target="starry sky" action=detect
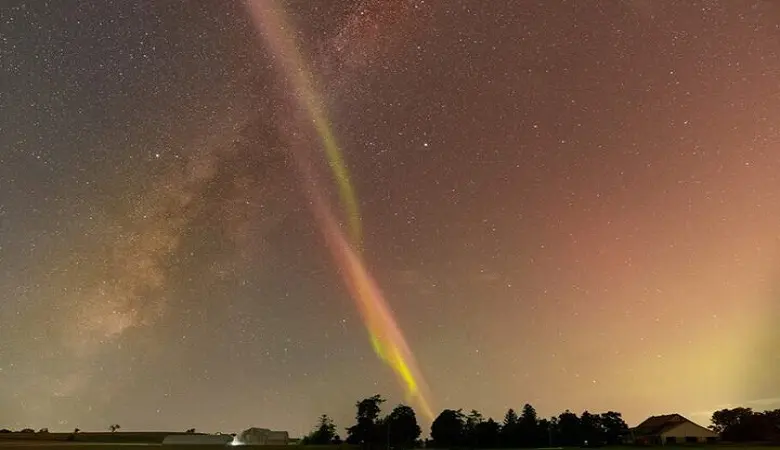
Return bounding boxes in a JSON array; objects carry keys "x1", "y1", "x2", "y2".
[{"x1": 1, "y1": 0, "x2": 779, "y2": 437}]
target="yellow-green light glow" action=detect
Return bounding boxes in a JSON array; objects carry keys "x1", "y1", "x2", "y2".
[
  {"x1": 245, "y1": 0, "x2": 434, "y2": 420},
  {"x1": 247, "y1": 1, "x2": 362, "y2": 249}
]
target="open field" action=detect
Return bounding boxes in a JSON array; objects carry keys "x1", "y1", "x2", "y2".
[
  {"x1": 0, "y1": 447, "x2": 779, "y2": 449},
  {"x1": 8, "y1": 447, "x2": 778, "y2": 449},
  {"x1": 1, "y1": 446, "x2": 780, "y2": 450},
  {"x1": 0, "y1": 444, "x2": 260, "y2": 449},
  {"x1": 0, "y1": 439, "x2": 348, "y2": 450},
  {"x1": 0, "y1": 433, "x2": 176, "y2": 444},
  {"x1": 0, "y1": 435, "x2": 778, "y2": 450},
  {"x1": 606, "y1": 447, "x2": 780, "y2": 450}
]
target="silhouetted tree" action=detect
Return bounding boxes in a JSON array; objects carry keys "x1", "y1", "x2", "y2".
[
  {"x1": 766, "y1": 409, "x2": 780, "y2": 442},
  {"x1": 599, "y1": 412, "x2": 628, "y2": 445},
  {"x1": 501, "y1": 409, "x2": 519, "y2": 447},
  {"x1": 538, "y1": 418, "x2": 553, "y2": 447},
  {"x1": 517, "y1": 404, "x2": 541, "y2": 447},
  {"x1": 463, "y1": 410, "x2": 484, "y2": 448},
  {"x1": 305, "y1": 393, "x2": 646, "y2": 449},
  {"x1": 473, "y1": 418, "x2": 502, "y2": 448},
  {"x1": 556, "y1": 410, "x2": 581, "y2": 446},
  {"x1": 711, "y1": 407, "x2": 780, "y2": 442},
  {"x1": 580, "y1": 411, "x2": 604, "y2": 445},
  {"x1": 186, "y1": 428, "x2": 196, "y2": 434},
  {"x1": 712, "y1": 407, "x2": 755, "y2": 441},
  {"x1": 383, "y1": 404, "x2": 421, "y2": 449},
  {"x1": 547, "y1": 417, "x2": 560, "y2": 447},
  {"x1": 303, "y1": 414, "x2": 339, "y2": 445},
  {"x1": 418, "y1": 406, "x2": 626, "y2": 449},
  {"x1": 430, "y1": 409, "x2": 465, "y2": 448},
  {"x1": 109, "y1": 424, "x2": 121, "y2": 433},
  {"x1": 346, "y1": 395, "x2": 385, "y2": 447}
]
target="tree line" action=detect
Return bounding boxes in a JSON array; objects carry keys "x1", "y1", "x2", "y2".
[
  {"x1": 710, "y1": 407, "x2": 780, "y2": 442},
  {"x1": 302, "y1": 396, "x2": 780, "y2": 448},
  {"x1": 301, "y1": 394, "x2": 629, "y2": 448},
  {"x1": 3, "y1": 400, "x2": 778, "y2": 446}
]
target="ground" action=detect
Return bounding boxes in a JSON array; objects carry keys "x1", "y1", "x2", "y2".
[{"x1": 0, "y1": 432, "x2": 778, "y2": 450}]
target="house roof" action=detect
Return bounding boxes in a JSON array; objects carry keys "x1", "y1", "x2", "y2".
[{"x1": 632, "y1": 414, "x2": 694, "y2": 437}]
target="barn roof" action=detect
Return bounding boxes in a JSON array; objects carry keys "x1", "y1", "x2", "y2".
[{"x1": 633, "y1": 414, "x2": 692, "y2": 436}]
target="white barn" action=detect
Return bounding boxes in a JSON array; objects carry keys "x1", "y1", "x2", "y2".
[
  {"x1": 235, "y1": 428, "x2": 289, "y2": 446},
  {"x1": 162, "y1": 434, "x2": 234, "y2": 446},
  {"x1": 630, "y1": 414, "x2": 719, "y2": 444}
]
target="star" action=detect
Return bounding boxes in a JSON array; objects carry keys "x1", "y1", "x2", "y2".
[{"x1": 1, "y1": 0, "x2": 779, "y2": 436}]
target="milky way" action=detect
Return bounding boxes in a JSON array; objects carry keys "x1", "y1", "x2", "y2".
[{"x1": 1, "y1": 0, "x2": 779, "y2": 436}]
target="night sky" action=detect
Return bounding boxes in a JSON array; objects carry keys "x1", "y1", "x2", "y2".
[{"x1": 1, "y1": 0, "x2": 779, "y2": 437}]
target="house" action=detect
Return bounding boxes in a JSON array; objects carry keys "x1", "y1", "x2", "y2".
[{"x1": 629, "y1": 414, "x2": 718, "y2": 445}]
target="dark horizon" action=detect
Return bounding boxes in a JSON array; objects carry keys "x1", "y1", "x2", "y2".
[{"x1": 1, "y1": 402, "x2": 777, "y2": 442}]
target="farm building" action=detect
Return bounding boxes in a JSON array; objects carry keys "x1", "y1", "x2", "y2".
[
  {"x1": 162, "y1": 434, "x2": 234, "y2": 445},
  {"x1": 629, "y1": 414, "x2": 718, "y2": 445},
  {"x1": 234, "y1": 428, "x2": 289, "y2": 445}
]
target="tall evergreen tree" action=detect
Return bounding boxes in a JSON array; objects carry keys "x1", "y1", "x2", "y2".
[
  {"x1": 501, "y1": 409, "x2": 520, "y2": 447},
  {"x1": 302, "y1": 414, "x2": 340, "y2": 445},
  {"x1": 518, "y1": 404, "x2": 540, "y2": 447}
]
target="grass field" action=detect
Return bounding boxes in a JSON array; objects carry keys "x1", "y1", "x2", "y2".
[
  {"x1": 606, "y1": 447, "x2": 780, "y2": 450},
  {"x1": 0, "y1": 432, "x2": 778, "y2": 450},
  {"x1": 0, "y1": 447, "x2": 779, "y2": 450},
  {"x1": 0, "y1": 432, "x2": 176, "y2": 444}
]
